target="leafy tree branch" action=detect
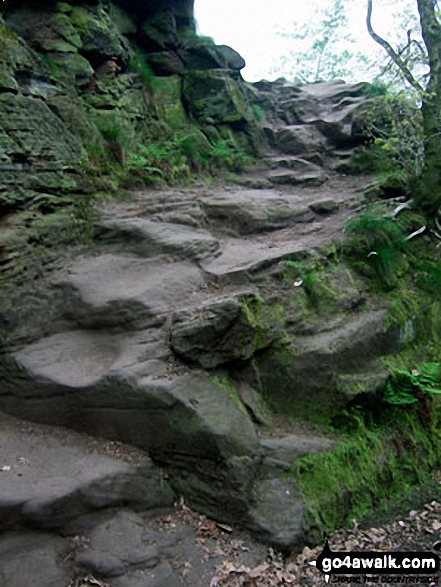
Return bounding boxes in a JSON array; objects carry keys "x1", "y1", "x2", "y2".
[{"x1": 366, "y1": 0, "x2": 424, "y2": 92}]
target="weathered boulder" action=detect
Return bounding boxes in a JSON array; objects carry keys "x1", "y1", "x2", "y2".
[
  {"x1": 146, "y1": 50, "x2": 185, "y2": 75},
  {"x1": 50, "y1": 254, "x2": 206, "y2": 329},
  {"x1": 246, "y1": 477, "x2": 305, "y2": 548},
  {"x1": 0, "y1": 533, "x2": 72, "y2": 587},
  {"x1": 183, "y1": 69, "x2": 253, "y2": 125},
  {"x1": 261, "y1": 434, "x2": 335, "y2": 471},
  {"x1": 97, "y1": 217, "x2": 220, "y2": 260},
  {"x1": 271, "y1": 125, "x2": 328, "y2": 156},
  {"x1": 268, "y1": 157, "x2": 327, "y2": 186},
  {"x1": 170, "y1": 297, "x2": 280, "y2": 368},
  {"x1": 183, "y1": 39, "x2": 245, "y2": 71},
  {"x1": 253, "y1": 79, "x2": 373, "y2": 174},
  {"x1": 255, "y1": 310, "x2": 399, "y2": 417},
  {"x1": 1, "y1": 336, "x2": 260, "y2": 461},
  {"x1": 141, "y1": 10, "x2": 179, "y2": 52},
  {"x1": 74, "y1": 512, "x2": 160, "y2": 578},
  {"x1": 202, "y1": 188, "x2": 315, "y2": 235}
]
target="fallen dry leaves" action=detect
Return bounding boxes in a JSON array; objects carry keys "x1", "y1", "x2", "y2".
[{"x1": 209, "y1": 501, "x2": 441, "y2": 586}]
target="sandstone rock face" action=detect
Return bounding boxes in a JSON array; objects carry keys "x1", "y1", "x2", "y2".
[
  {"x1": 0, "y1": 1, "x2": 265, "y2": 237},
  {"x1": 0, "y1": 92, "x2": 89, "y2": 214},
  {"x1": 0, "y1": 176, "x2": 413, "y2": 550},
  {"x1": 0, "y1": 0, "x2": 423, "y2": 564},
  {"x1": 183, "y1": 69, "x2": 254, "y2": 125},
  {"x1": 97, "y1": 216, "x2": 220, "y2": 259},
  {"x1": 248, "y1": 79, "x2": 373, "y2": 184},
  {"x1": 202, "y1": 188, "x2": 315, "y2": 235}
]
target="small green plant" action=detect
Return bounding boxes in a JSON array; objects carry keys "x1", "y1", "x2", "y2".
[
  {"x1": 128, "y1": 46, "x2": 156, "y2": 92},
  {"x1": 282, "y1": 259, "x2": 337, "y2": 309},
  {"x1": 100, "y1": 122, "x2": 128, "y2": 166},
  {"x1": 352, "y1": 93, "x2": 423, "y2": 194},
  {"x1": 251, "y1": 104, "x2": 266, "y2": 122},
  {"x1": 383, "y1": 362, "x2": 441, "y2": 406},
  {"x1": 302, "y1": 269, "x2": 336, "y2": 309},
  {"x1": 363, "y1": 79, "x2": 389, "y2": 97},
  {"x1": 126, "y1": 152, "x2": 164, "y2": 178},
  {"x1": 208, "y1": 139, "x2": 250, "y2": 172},
  {"x1": 127, "y1": 136, "x2": 197, "y2": 184},
  {"x1": 345, "y1": 211, "x2": 407, "y2": 288},
  {"x1": 416, "y1": 260, "x2": 441, "y2": 296},
  {"x1": 127, "y1": 133, "x2": 251, "y2": 185}
]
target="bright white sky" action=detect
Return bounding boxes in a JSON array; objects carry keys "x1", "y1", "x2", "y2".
[{"x1": 194, "y1": 0, "x2": 420, "y2": 83}]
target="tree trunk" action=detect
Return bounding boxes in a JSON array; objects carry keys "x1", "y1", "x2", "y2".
[{"x1": 417, "y1": 0, "x2": 441, "y2": 214}]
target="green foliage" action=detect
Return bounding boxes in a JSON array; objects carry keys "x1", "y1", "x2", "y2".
[
  {"x1": 344, "y1": 211, "x2": 407, "y2": 288},
  {"x1": 101, "y1": 124, "x2": 124, "y2": 144},
  {"x1": 99, "y1": 122, "x2": 129, "y2": 166},
  {"x1": 271, "y1": 0, "x2": 368, "y2": 83},
  {"x1": 128, "y1": 46, "x2": 156, "y2": 92},
  {"x1": 283, "y1": 250, "x2": 340, "y2": 314},
  {"x1": 126, "y1": 132, "x2": 251, "y2": 185},
  {"x1": 208, "y1": 139, "x2": 250, "y2": 172},
  {"x1": 384, "y1": 363, "x2": 441, "y2": 406},
  {"x1": 353, "y1": 93, "x2": 424, "y2": 193},
  {"x1": 363, "y1": 80, "x2": 390, "y2": 97},
  {"x1": 294, "y1": 425, "x2": 384, "y2": 533},
  {"x1": 251, "y1": 104, "x2": 265, "y2": 122},
  {"x1": 127, "y1": 138, "x2": 191, "y2": 184},
  {"x1": 416, "y1": 260, "x2": 441, "y2": 296},
  {"x1": 302, "y1": 269, "x2": 336, "y2": 309},
  {"x1": 294, "y1": 406, "x2": 440, "y2": 539},
  {"x1": 381, "y1": 289, "x2": 419, "y2": 332}
]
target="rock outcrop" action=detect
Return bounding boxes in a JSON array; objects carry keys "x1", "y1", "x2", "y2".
[
  {"x1": 1, "y1": 3, "x2": 438, "y2": 581},
  {"x1": 241, "y1": 79, "x2": 374, "y2": 187},
  {"x1": 0, "y1": 175, "x2": 415, "y2": 551}
]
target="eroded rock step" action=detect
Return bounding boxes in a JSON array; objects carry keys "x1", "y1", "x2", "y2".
[
  {"x1": 0, "y1": 173, "x2": 392, "y2": 553},
  {"x1": 0, "y1": 411, "x2": 173, "y2": 533},
  {"x1": 0, "y1": 412, "x2": 273, "y2": 586},
  {"x1": 96, "y1": 217, "x2": 220, "y2": 260},
  {"x1": 260, "y1": 80, "x2": 369, "y2": 147},
  {"x1": 0, "y1": 503, "x2": 269, "y2": 587},
  {"x1": 51, "y1": 254, "x2": 207, "y2": 329},
  {"x1": 100, "y1": 188, "x2": 206, "y2": 228}
]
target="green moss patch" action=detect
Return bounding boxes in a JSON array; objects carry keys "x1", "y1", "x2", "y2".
[{"x1": 294, "y1": 408, "x2": 440, "y2": 542}]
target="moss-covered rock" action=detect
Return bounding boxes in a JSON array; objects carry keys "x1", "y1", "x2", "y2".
[
  {"x1": 153, "y1": 75, "x2": 189, "y2": 127},
  {"x1": 183, "y1": 69, "x2": 252, "y2": 125},
  {"x1": 0, "y1": 16, "x2": 52, "y2": 88},
  {"x1": 47, "y1": 95, "x2": 107, "y2": 164},
  {"x1": 183, "y1": 39, "x2": 246, "y2": 72},
  {"x1": 294, "y1": 411, "x2": 441, "y2": 542},
  {"x1": 70, "y1": 4, "x2": 130, "y2": 65},
  {"x1": 6, "y1": 8, "x2": 82, "y2": 54},
  {"x1": 145, "y1": 50, "x2": 185, "y2": 76},
  {"x1": 0, "y1": 92, "x2": 91, "y2": 213},
  {"x1": 141, "y1": 11, "x2": 179, "y2": 52},
  {"x1": 51, "y1": 51, "x2": 94, "y2": 85}
]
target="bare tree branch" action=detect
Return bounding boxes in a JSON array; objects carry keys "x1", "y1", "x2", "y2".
[{"x1": 366, "y1": 0, "x2": 424, "y2": 92}]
